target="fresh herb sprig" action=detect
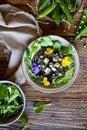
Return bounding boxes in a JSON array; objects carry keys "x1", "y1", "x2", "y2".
[
  {"x1": 33, "y1": 102, "x2": 52, "y2": 113},
  {"x1": 20, "y1": 114, "x2": 29, "y2": 130}
]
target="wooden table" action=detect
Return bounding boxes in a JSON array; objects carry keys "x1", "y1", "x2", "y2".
[{"x1": 0, "y1": 0, "x2": 87, "y2": 130}]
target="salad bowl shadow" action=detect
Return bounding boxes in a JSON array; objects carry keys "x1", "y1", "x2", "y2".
[
  {"x1": 0, "y1": 80, "x2": 26, "y2": 126},
  {"x1": 22, "y1": 35, "x2": 80, "y2": 93}
]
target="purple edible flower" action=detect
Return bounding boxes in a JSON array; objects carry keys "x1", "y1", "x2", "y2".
[{"x1": 31, "y1": 62, "x2": 41, "y2": 74}]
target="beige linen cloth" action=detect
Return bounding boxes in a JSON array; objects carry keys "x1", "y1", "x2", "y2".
[{"x1": 0, "y1": 4, "x2": 42, "y2": 84}]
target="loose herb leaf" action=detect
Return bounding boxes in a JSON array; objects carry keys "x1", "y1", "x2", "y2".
[
  {"x1": 33, "y1": 102, "x2": 52, "y2": 113},
  {"x1": 20, "y1": 114, "x2": 29, "y2": 130}
]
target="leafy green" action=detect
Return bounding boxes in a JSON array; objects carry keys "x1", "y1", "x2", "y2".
[
  {"x1": 29, "y1": 41, "x2": 41, "y2": 59},
  {"x1": 40, "y1": 36, "x2": 53, "y2": 47},
  {"x1": 24, "y1": 57, "x2": 31, "y2": 67},
  {"x1": 0, "y1": 85, "x2": 8, "y2": 99},
  {"x1": 53, "y1": 40, "x2": 61, "y2": 51},
  {"x1": 20, "y1": 114, "x2": 29, "y2": 130},
  {"x1": 0, "y1": 83, "x2": 23, "y2": 122},
  {"x1": 60, "y1": 45, "x2": 73, "y2": 55},
  {"x1": 33, "y1": 102, "x2": 52, "y2": 113},
  {"x1": 53, "y1": 67, "x2": 74, "y2": 85}
]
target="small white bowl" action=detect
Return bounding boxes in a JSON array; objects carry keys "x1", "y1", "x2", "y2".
[
  {"x1": 0, "y1": 80, "x2": 26, "y2": 126},
  {"x1": 22, "y1": 35, "x2": 80, "y2": 93}
]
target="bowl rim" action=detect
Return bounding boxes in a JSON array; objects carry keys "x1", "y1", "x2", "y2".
[
  {"x1": 0, "y1": 80, "x2": 26, "y2": 126},
  {"x1": 22, "y1": 35, "x2": 80, "y2": 93}
]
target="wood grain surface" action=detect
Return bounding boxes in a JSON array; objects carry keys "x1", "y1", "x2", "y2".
[{"x1": 0, "y1": 0, "x2": 87, "y2": 130}]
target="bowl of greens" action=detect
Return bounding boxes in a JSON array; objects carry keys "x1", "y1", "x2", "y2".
[
  {"x1": 0, "y1": 81, "x2": 25, "y2": 126},
  {"x1": 37, "y1": 0, "x2": 82, "y2": 26},
  {"x1": 22, "y1": 35, "x2": 79, "y2": 93}
]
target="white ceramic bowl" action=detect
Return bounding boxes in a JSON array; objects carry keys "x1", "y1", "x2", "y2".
[
  {"x1": 22, "y1": 35, "x2": 80, "y2": 93},
  {"x1": 0, "y1": 80, "x2": 26, "y2": 126}
]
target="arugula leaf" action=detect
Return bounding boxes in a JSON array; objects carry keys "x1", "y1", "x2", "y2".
[
  {"x1": 0, "y1": 85, "x2": 8, "y2": 99},
  {"x1": 24, "y1": 57, "x2": 31, "y2": 67},
  {"x1": 29, "y1": 41, "x2": 41, "y2": 59},
  {"x1": 26, "y1": 48, "x2": 30, "y2": 58},
  {"x1": 53, "y1": 67, "x2": 74, "y2": 85},
  {"x1": 33, "y1": 102, "x2": 52, "y2": 113},
  {"x1": 8, "y1": 85, "x2": 21, "y2": 103},
  {"x1": 20, "y1": 114, "x2": 29, "y2": 130},
  {"x1": 60, "y1": 45, "x2": 73, "y2": 55}
]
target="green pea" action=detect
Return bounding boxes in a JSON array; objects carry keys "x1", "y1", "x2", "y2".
[
  {"x1": 79, "y1": 26, "x2": 82, "y2": 29},
  {"x1": 83, "y1": 15, "x2": 86, "y2": 19},
  {"x1": 75, "y1": 26, "x2": 87, "y2": 39},
  {"x1": 38, "y1": 0, "x2": 57, "y2": 19},
  {"x1": 75, "y1": 8, "x2": 87, "y2": 39},
  {"x1": 81, "y1": 21, "x2": 84, "y2": 24}
]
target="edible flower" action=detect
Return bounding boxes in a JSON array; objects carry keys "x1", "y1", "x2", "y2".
[
  {"x1": 44, "y1": 47, "x2": 54, "y2": 55},
  {"x1": 43, "y1": 77, "x2": 50, "y2": 87},
  {"x1": 61, "y1": 56, "x2": 71, "y2": 67},
  {"x1": 32, "y1": 63, "x2": 41, "y2": 74}
]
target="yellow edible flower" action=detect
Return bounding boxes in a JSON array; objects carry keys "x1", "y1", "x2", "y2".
[
  {"x1": 44, "y1": 81, "x2": 50, "y2": 87},
  {"x1": 43, "y1": 77, "x2": 48, "y2": 83},
  {"x1": 43, "y1": 77, "x2": 50, "y2": 87},
  {"x1": 61, "y1": 56, "x2": 71, "y2": 67},
  {"x1": 44, "y1": 47, "x2": 54, "y2": 55}
]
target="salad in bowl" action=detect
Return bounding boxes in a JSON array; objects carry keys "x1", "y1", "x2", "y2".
[
  {"x1": 22, "y1": 35, "x2": 79, "y2": 93},
  {"x1": 0, "y1": 81, "x2": 25, "y2": 126}
]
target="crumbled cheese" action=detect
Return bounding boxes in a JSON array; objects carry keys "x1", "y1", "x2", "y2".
[
  {"x1": 45, "y1": 67, "x2": 51, "y2": 74},
  {"x1": 44, "y1": 58, "x2": 49, "y2": 64},
  {"x1": 53, "y1": 56, "x2": 58, "y2": 62},
  {"x1": 54, "y1": 62, "x2": 60, "y2": 68},
  {"x1": 51, "y1": 67, "x2": 56, "y2": 72}
]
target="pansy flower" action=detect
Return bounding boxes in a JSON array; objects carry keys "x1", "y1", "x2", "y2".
[{"x1": 31, "y1": 63, "x2": 41, "y2": 74}]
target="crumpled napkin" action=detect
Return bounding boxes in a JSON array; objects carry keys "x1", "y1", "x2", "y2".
[{"x1": 0, "y1": 4, "x2": 42, "y2": 84}]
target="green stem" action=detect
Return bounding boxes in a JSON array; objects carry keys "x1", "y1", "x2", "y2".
[
  {"x1": 26, "y1": 3, "x2": 37, "y2": 15},
  {"x1": 36, "y1": 20, "x2": 49, "y2": 24}
]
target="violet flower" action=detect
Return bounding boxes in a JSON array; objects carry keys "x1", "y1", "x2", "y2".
[{"x1": 31, "y1": 63, "x2": 41, "y2": 74}]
